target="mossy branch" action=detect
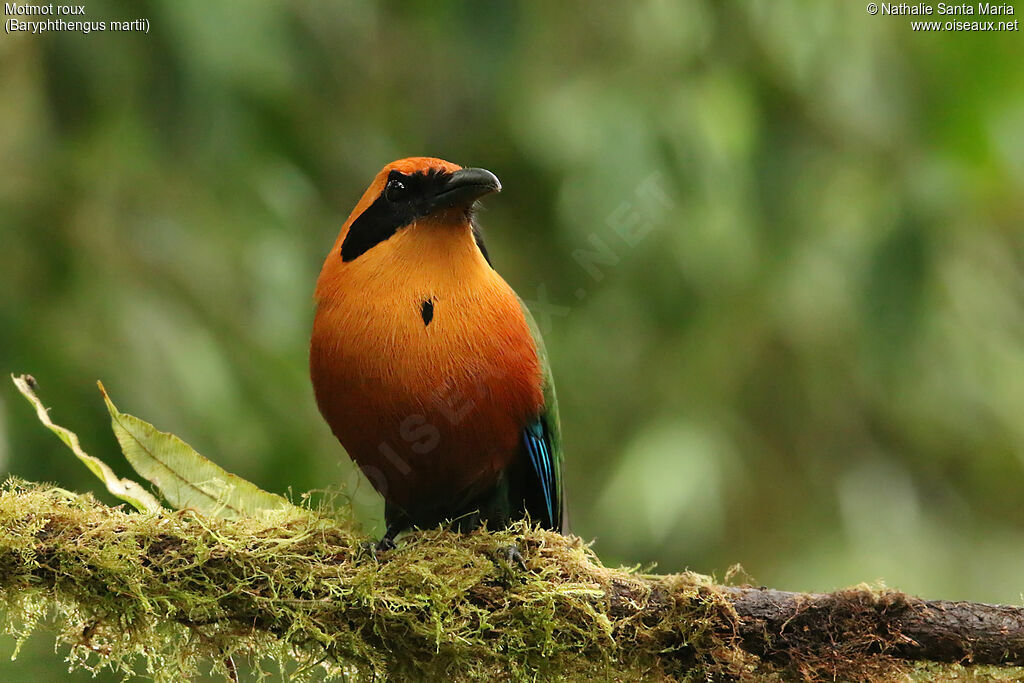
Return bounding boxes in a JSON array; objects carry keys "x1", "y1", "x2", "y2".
[{"x1": 1, "y1": 481, "x2": 1023, "y2": 681}]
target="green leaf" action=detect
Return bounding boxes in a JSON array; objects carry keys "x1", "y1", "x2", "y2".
[
  {"x1": 98, "y1": 381, "x2": 308, "y2": 521},
  {"x1": 11, "y1": 374, "x2": 163, "y2": 513}
]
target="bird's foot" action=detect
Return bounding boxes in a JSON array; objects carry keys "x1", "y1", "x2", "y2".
[
  {"x1": 359, "y1": 536, "x2": 397, "y2": 562},
  {"x1": 496, "y1": 543, "x2": 528, "y2": 571}
]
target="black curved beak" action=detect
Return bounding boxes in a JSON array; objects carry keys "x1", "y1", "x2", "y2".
[{"x1": 428, "y1": 167, "x2": 501, "y2": 211}]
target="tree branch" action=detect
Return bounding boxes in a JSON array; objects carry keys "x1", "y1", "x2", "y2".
[
  {"x1": 0, "y1": 481, "x2": 1021, "y2": 681},
  {"x1": 725, "y1": 586, "x2": 1024, "y2": 667}
]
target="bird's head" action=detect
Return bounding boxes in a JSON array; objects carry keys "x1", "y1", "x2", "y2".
[{"x1": 331, "y1": 157, "x2": 501, "y2": 264}]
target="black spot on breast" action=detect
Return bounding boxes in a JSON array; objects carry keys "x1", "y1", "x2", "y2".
[{"x1": 421, "y1": 299, "x2": 434, "y2": 326}]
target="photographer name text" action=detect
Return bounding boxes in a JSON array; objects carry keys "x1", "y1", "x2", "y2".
[{"x1": 878, "y1": 3, "x2": 1013, "y2": 15}]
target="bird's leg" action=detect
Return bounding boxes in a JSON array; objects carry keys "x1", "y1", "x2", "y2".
[
  {"x1": 375, "y1": 523, "x2": 401, "y2": 552},
  {"x1": 378, "y1": 501, "x2": 414, "y2": 552}
]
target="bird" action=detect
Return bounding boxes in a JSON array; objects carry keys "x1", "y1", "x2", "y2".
[{"x1": 310, "y1": 157, "x2": 563, "y2": 546}]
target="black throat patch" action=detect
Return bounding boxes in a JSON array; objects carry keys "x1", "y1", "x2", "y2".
[{"x1": 420, "y1": 299, "x2": 435, "y2": 326}]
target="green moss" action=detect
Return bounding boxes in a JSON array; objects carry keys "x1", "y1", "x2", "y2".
[
  {"x1": 909, "y1": 663, "x2": 1024, "y2": 681},
  {"x1": 0, "y1": 479, "x2": 747, "y2": 680}
]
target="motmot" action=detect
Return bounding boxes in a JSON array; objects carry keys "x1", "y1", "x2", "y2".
[{"x1": 310, "y1": 157, "x2": 564, "y2": 545}]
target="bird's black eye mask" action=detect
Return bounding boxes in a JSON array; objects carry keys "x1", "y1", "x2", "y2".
[{"x1": 341, "y1": 168, "x2": 495, "y2": 263}]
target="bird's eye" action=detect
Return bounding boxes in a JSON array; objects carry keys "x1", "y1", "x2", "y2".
[{"x1": 384, "y1": 178, "x2": 406, "y2": 202}]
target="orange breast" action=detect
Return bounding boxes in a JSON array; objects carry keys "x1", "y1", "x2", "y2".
[{"x1": 310, "y1": 222, "x2": 543, "y2": 511}]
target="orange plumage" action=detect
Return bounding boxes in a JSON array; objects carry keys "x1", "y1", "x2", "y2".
[{"x1": 310, "y1": 157, "x2": 554, "y2": 536}]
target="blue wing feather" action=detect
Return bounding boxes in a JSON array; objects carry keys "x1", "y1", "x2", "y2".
[
  {"x1": 517, "y1": 295, "x2": 564, "y2": 532},
  {"x1": 523, "y1": 417, "x2": 557, "y2": 528}
]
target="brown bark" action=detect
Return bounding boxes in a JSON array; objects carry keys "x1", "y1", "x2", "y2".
[{"x1": 722, "y1": 586, "x2": 1024, "y2": 666}]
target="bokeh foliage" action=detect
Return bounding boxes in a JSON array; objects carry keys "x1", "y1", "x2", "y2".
[{"x1": 1, "y1": 0, "x2": 1023, "y2": 677}]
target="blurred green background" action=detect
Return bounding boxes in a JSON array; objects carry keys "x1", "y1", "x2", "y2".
[{"x1": 2, "y1": 0, "x2": 1023, "y2": 677}]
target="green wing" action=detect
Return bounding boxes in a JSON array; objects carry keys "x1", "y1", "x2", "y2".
[{"x1": 518, "y1": 296, "x2": 565, "y2": 531}]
